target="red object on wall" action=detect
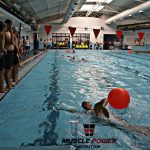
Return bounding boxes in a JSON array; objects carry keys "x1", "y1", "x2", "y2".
[
  {"x1": 50, "y1": 38, "x2": 52, "y2": 41},
  {"x1": 116, "y1": 30, "x2": 123, "y2": 40},
  {"x1": 93, "y1": 29, "x2": 100, "y2": 39},
  {"x1": 69, "y1": 27, "x2": 76, "y2": 37},
  {"x1": 44, "y1": 25, "x2": 52, "y2": 36},
  {"x1": 138, "y1": 32, "x2": 144, "y2": 43}
]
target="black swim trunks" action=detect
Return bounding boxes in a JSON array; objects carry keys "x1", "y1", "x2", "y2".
[
  {"x1": 0, "y1": 52, "x2": 5, "y2": 71},
  {"x1": 25, "y1": 46, "x2": 30, "y2": 50},
  {"x1": 13, "y1": 51, "x2": 19, "y2": 65},
  {"x1": 5, "y1": 51, "x2": 14, "y2": 70}
]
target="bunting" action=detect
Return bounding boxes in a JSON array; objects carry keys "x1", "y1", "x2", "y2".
[
  {"x1": 69, "y1": 27, "x2": 76, "y2": 37},
  {"x1": 138, "y1": 32, "x2": 144, "y2": 43},
  {"x1": 116, "y1": 30, "x2": 123, "y2": 40},
  {"x1": 93, "y1": 29, "x2": 100, "y2": 39},
  {"x1": 44, "y1": 25, "x2": 52, "y2": 36}
]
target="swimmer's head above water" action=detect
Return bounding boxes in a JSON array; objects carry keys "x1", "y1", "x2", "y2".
[
  {"x1": 82, "y1": 101, "x2": 92, "y2": 110},
  {"x1": 82, "y1": 99, "x2": 109, "y2": 118}
]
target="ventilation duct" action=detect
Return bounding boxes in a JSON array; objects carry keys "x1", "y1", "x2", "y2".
[
  {"x1": 62, "y1": 0, "x2": 80, "y2": 23},
  {"x1": 105, "y1": 1, "x2": 150, "y2": 24},
  {"x1": 117, "y1": 22, "x2": 150, "y2": 30}
]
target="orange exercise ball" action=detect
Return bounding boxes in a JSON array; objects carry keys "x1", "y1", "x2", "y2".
[{"x1": 108, "y1": 88, "x2": 130, "y2": 109}]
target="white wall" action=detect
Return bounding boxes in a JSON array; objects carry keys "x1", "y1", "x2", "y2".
[
  {"x1": 38, "y1": 17, "x2": 117, "y2": 44},
  {"x1": 123, "y1": 29, "x2": 150, "y2": 51},
  {"x1": 124, "y1": 29, "x2": 150, "y2": 45}
]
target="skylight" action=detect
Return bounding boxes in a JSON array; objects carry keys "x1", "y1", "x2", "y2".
[
  {"x1": 80, "y1": 0, "x2": 113, "y2": 12},
  {"x1": 86, "y1": 0, "x2": 113, "y2": 3},
  {"x1": 80, "y1": 5, "x2": 104, "y2": 11}
]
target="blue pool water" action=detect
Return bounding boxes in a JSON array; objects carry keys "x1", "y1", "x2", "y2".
[{"x1": 0, "y1": 50, "x2": 150, "y2": 150}]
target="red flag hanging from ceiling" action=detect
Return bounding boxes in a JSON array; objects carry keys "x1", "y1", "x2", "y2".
[
  {"x1": 69, "y1": 27, "x2": 76, "y2": 37},
  {"x1": 44, "y1": 25, "x2": 52, "y2": 36},
  {"x1": 116, "y1": 30, "x2": 123, "y2": 40},
  {"x1": 93, "y1": 29, "x2": 100, "y2": 39},
  {"x1": 138, "y1": 32, "x2": 144, "y2": 43}
]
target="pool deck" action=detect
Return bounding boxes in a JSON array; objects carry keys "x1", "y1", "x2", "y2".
[
  {"x1": 0, "y1": 145, "x2": 76, "y2": 150},
  {"x1": 0, "y1": 52, "x2": 46, "y2": 101}
]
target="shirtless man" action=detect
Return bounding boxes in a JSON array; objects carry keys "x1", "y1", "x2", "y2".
[
  {"x1": 12, "y1": 29, "x2": 21, "y2": 83},
  {"x1": 4, "y1": 19, "x2": 15, "y2": 90},
  {"x1": 0, "y1": 22, "x2": 7, "y2": 93}
]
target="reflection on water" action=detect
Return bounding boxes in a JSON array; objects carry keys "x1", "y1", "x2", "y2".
[{"x1": 21, "y1": 53, "x2": 60, "y2": 146}]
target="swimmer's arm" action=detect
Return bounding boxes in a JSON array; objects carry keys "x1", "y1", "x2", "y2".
[
  {"x1": 103, "y1": 98, "x2": 109, "y2": 107},
  {"x1": 14, "y1": 36, "x2": 20, "y2": 55},
  {"x1": 60, "y1": 108, "x2": 86, "y2": 114},
  {"x1": 60, "y1": 108, "x2": 78, "y2": 113}
]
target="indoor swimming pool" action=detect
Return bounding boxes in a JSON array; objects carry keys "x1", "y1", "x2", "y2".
[{"x1": 0, "y1": 50, "x2": 150, "y2": 150}]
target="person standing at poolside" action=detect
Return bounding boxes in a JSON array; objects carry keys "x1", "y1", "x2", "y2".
[
  {"x1": 43, "y1": 39, "x2": 47, "y2": 52},
  {"x1": 25, "y1": 36, "x2": 30, "y2": 58},
  {"x1": 4, "y1": 19, "x2": 15, "y2": 90},
  {"x1": 0, "y1": 22, "x2": 7, "y2": 93},
  {"x1": 22, "y1": 36, "x2": 26, "y2": 56},
  {"x1": 12, "y1": 29, "x2": 21, "y2": 83}
]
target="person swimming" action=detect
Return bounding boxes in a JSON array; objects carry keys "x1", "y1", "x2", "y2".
[
  {"x1": 69, "y1": 56, "x2": 76, "y2": 61},
  {"x1": 62, "y1": 55, "x2": 72, "y2": 58},
  {"x1": 72, "y1": 56, "x2": 76, "y2": 60},
  {"x1": 81, "y1": 98, "x2": 109, "y2": 118},
  {"x1": 57, "y1": 98, "x2": 150, "y2": 136},
  {"x1": 80, "y1": 58, "x2": 88, "y2": 62}
]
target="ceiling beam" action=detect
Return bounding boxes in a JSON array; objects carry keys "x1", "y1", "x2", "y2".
[{"x1": 36, "y1": 13, "x2": 65, "y2": 24}]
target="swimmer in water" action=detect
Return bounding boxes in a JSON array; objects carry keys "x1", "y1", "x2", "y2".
[
  {"x1": 80, "y1": 58, "x2": 88, "y2": 62},
  {"x1": 69, "y1": 56, "x2": 76, "y2": 61},
  {"x1": 81, "y1": 98, "x2": 109, "y2": 117},
  {"x1": 59, "y1": 98, "x2": 150, "y2": 136},
  {"x1": 72, "y1": 56, "x2": 76, "y2": 60},
  {"x1": 62, "y1": 55, "x2": 72, "y2": 58}
]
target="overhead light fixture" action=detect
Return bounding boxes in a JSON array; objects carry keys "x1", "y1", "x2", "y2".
[
  {"x1": 139, "y1": 10, "x2": 144, "y2": 13},
  {"x1": 129, "y1": 14, "x2": 132, "y2": 17},
  {"x1": 86, "y1": 0, "x2": 113, "y2": 4}
]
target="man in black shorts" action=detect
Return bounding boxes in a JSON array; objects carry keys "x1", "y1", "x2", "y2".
[
  {"x1": 0, "y1": 21, "x2": 7, "y2": 93},
  {"x1": 4, "y1": 19, "x2": 15, "y2": 90},
  {"x1": 12, "y1": 28, "x2": 20, "y2": 83}
]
